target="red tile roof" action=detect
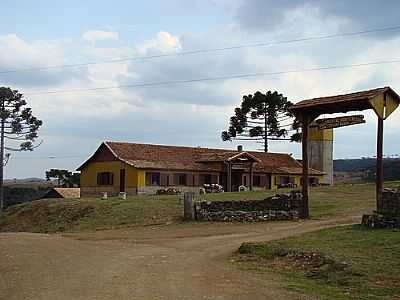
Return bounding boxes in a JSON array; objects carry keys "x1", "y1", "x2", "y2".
[{"x1": 78, "y1": 141, "x2": 322, "y2": 175}]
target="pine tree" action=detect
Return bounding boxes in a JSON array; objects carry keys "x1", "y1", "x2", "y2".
[
  {"x1": 222, "y1": 91, "x2": 300, "y2": 152},
  {"x1": 0, "y1": 87, "x2": 42, "y2": 210}
]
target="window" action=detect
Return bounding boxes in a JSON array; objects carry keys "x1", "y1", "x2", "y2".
[
  {"x1": 253, "y1": 175, "x2": 261, "y2": 187},
  {"x1": 146, "y1": 172, "x2": 161, "y2": 186},
  {"x1": 199, "y1": 174, "x2": 212, "y2": 185},
  {"x1": 174, "y1": 173, "x2": 187, "y2": 186},
  {"x1": 97, "y1": 172, "x2": 113, "y2": 185}
]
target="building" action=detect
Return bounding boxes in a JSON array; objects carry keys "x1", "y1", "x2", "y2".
[
  {"x1": 77, "y1": 141, "x2": 323, "y2": 197},
  {"x1": 42, "y1": 188, "x2": 81, "y2": 199}
]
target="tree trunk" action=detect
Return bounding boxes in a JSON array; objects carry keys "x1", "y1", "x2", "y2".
[{"x1": 264, "y1": 105, "x2": 268, "y2": 152}]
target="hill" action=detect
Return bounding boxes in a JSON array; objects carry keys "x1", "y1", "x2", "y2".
[{"x1": 334, "y1": 158, "x2": 400, "y2": 181}]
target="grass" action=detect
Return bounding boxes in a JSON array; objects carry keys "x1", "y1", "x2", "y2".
[
  {"x1": 0, "y1": 194, "x2": 182, "y2": 233},
  {"x1": 0, "y1": 181, "x2": 398, "y2": 233},
  {"x1": 236, "y1": 225, "x2": 400, "y2": 300}
]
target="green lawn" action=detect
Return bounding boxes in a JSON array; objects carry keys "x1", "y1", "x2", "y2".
[
  {"x1": 236, "y1": 225, "x2": 400, "y2": 300},
  {"x1": 0, "y1": 181, "x2": 397, "y2": 233}
]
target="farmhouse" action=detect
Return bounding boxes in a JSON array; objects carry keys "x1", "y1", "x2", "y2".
[{"x1": 77, "y1": 141, "x2": 323, "y2": 197}]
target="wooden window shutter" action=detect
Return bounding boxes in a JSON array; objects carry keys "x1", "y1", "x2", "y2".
[
  {"x1": 193, "y1": 174, "x2": 200, "y2": 186},
  {"x1": 145, "y1": 173, "x2": 151, "y2": 186},
  {"x1": 169, "y1": 174, "x2": 176, "y2": 186},
  {"x1": 260, "y1": 175, "x2": 267, "y2": 187},
  {"x1": 109, "y1": 173, "x2": 114, "y2": 185},
  {"x1": 186, "y1": 173, "x2": 194, "y2": 186},
  {"x1": 160, "y1": 173, "x2": 168, "y2": 186},
  {"x1": 211, "y1": 174, "x2": 218, "y2": 184}
]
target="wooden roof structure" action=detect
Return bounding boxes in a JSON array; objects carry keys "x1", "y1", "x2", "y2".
[
  {"x1": 289, "y1": 86, "x2": 400, "y2": 218},
  {"x1": 290, "y1": 86, "x2": 400, "y2": 120}
]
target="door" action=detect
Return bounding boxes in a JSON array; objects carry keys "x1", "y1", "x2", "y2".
[
  {"x1": 120, "y1": 169, "x2": 126, "y2": 192},
  {"x1": 231, "y1": 172, "x2": 243, "y2": 191}
]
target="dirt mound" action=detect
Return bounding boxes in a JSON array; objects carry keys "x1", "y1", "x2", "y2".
[
  {"x1": 238, "y1": 243, "x2": 360, "y2": 286},
  {"x1": 0, "y1": 199, "x2": 96, "y2": 233}
]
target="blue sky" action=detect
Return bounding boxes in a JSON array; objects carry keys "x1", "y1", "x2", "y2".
[{"x1": 2, "y1": 0, "x2": 400, "y2": 178}]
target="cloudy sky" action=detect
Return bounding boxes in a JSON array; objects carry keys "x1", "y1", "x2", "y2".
[{"x1": 2, "y1": 0, "x2": 400, "y2": 179}]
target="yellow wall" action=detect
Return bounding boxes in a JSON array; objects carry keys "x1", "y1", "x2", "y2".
[
  {"x1": 271, "y1": 174, "x2": 320, "y2": 189},
  {"x1": 80, "y1": 161, "x2": 322, "y2": 193},
  {"x1": 295, "y1": 176, "x2": 301, "y2": 187},
  {"x1": 80, "y1": 161, "x2": 145, "y2": 189},
  {"x1": 271, "y1": 175, "x2": 278, "y2": 190},
  {"x1": 309, "y1": 127, "x2": 333, "y2": 141}
]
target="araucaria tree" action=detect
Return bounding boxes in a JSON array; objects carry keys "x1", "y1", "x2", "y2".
[
  {"x1": 0, "y1": 87, "x2": 42, "y2": 210},
  {"x1": 46, "y1": 169, "x2": 80, "y2": 187},
  {"x1": 221, "y1": 91, "x2": 300, "y2": 152}
]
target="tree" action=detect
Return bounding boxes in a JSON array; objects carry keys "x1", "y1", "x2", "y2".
[
  {"x1": 0, "y1": 87, "x2": 42, "y2": 210},
  {"x1": 45, "y1": 169, "x2": 80, "y2": 187},
  {"x1": 46, "y1": 169, "x2": 71, "y2": 187},
  {"x1": 66, "y1": 172, "x2": 80, "y2": 187},
  {"x1": 221, "y1": 91, "x2": 301, "y2": 152}
]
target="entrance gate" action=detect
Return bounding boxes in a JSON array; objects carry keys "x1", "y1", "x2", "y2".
[{"x1": 290, "y1": 87, "x2": 400, "y2": 218}]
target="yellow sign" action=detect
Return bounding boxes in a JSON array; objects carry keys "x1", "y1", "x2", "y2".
[{"x1": 369, "y1": 94, "x2": 399, "y2": 119}]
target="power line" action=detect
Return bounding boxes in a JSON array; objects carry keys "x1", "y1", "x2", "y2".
[
  {"x1": 9, "y1": 155, "x2": 86, "y2": 160},
  {"x1": 1, "y1": 24, "x2": 400, "y2": 75},
  {"x1": 24, "y1": 58, "x2": 400, "y2": 96}
]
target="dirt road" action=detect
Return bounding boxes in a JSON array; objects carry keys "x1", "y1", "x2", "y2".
[{"x1": 0, "y1": 216, "x2": 359, "y2": 300}]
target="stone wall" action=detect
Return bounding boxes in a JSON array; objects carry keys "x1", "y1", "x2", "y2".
[
  {"x1": 362, "y1": 188, "x2": 400, "y2": 228},
  {"x1": 378, "y1": 188, "x2": 400, "y2": 213},
  {"x1": 195, "y1": 190, "x2": 302, "y2": 222}
]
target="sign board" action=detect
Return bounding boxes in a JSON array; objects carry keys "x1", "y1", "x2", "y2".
[
  {"x1": 231, "y1": 163, "x2": 248, "y2": 170},
  {"x1": 310, "y1": 115, "x2": 365, "y2": 130}
]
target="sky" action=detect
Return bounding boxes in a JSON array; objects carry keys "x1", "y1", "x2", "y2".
[{"x1": 2, "y1": 0, "x2": 400, "y2": 179}]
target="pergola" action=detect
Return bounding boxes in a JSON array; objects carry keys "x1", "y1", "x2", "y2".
[{"x1": 290, "y1": 87, "x2": 400, "y2": 218}]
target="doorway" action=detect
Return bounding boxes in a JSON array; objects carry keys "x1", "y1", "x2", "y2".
[
  {"x1": 120, "y1": 169, "x2": 126, "y2": 192},
  {"x1": 231, "y1": 172, "x2": 243, "y2": 191}
]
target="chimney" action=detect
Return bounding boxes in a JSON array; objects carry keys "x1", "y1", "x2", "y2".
[{"x1": 237, "y1": 145, "x2": 243, "y2": 152}]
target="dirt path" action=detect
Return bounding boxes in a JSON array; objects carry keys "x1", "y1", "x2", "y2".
[{"x1": 0, "y1": 216, "x2": 360, "y2": 300}]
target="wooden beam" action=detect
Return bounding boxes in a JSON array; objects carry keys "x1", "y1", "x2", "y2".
[
  {"x1": 249, "y1": 163, "x2": 254, "y2": 191},
  {"x1": 227, "y1": 162, "x2": 232, "y2": 192},
  {"x1": 301, "y1": 117, "x2": 310, "y2": 219},
  {"x1": 376, "y1": 104, "x2": 384, "y2": 210}
]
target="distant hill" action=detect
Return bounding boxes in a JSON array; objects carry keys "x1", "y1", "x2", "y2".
[
  {"x1": 3, "y1": 178, "x2": 55, "y2": 208},
  {"x1": 4, "y1": 178, "x2": 47, "y2": 185},
  {"x1": 334, "y1": 158, "x2": 400, "y2": 181},
  {"x1": 334, "y1": 158, "x2": 376, "y2": 172}
]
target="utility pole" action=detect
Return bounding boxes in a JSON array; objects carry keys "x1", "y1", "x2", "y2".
[{"x1": 0, "y1": 99, "x2": 5, "y2": 211}]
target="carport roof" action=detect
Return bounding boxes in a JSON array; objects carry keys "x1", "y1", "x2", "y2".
[{"x1": 289, "y1": 86, "x2": 400, "y2": 116}]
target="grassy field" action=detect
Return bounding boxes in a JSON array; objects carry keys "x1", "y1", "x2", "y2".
[
  {"x1": 236, "y1": 225, "x2": 400, "y2": 300},
  {"x1": 0, "y1": 181, "x2": 397, "y2": 233}
]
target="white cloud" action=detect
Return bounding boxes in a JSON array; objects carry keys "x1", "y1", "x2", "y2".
[
  {"x1": 0, "y1": 34, "x2": 65, "y2": 70},
  {"x1": 82, "y1": 30, "x2": 119, "y2": 43},
  {"x1": 138, "y1": 31, "x2": 181, "y2": 54}
]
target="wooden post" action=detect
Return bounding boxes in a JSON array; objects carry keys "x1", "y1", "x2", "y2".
[
  {"x1": 249, "y1": 163, "x2": 254, "y2": 191},
  {"x1": 301, "y1": 117, "x2": 310, "y2": 219},
  {"x1": 184, "y1": 192, "x2": 195, "y2": 220},
  {"x1": 227, "y1": 162, "x2": 232, "y2": 192},
  {"x1": 376, "y1": 115, "x2": 384, "y2": 210}
]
